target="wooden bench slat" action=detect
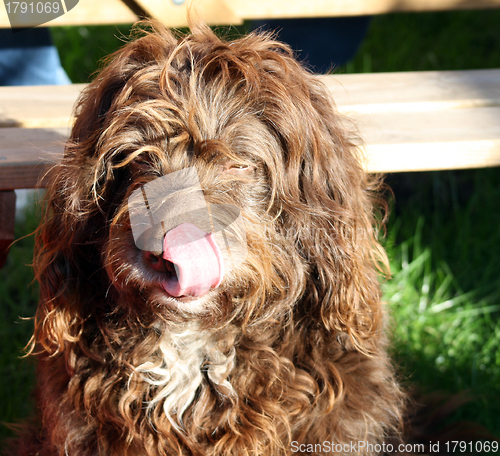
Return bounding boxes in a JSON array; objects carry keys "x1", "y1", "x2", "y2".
[
  {"x1": 133, "y1": 0, "x2": 241, "y2": 28},
  {"x1": 0, "y1": 127, "x2": 68, "y2": 153},
  {"x1": 323, "y1": 69, "x2": 500, "y2": 112},
  {"x1": 360, "y1": 107, "x2": 500, "y2": 144},
  {"x1": 230, "y1": 0, "x2": 500, "y2": 19},
  {"x1": 0, "y1": 84, "x2": 83, "y2": 128},
  {"x1": 0, "y1": 128, "x2": 68, "y2": 189},
  {"x1": 134, "y1": 0, "x2": 500, "y2": 27},
  {"x1": 365, "y1": 140, "x2": 500, "y2": 173},
  {"x1": 2, "y1": 0, "x2": 500, "y2": 28},
  {"x1": 360, "y1": 107, "x2": 500, "y2": 171},
  {"x1": 2, "y1": 71, "x2": 499, "y2": 129}
]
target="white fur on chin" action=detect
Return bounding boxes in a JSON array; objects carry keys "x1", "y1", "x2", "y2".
[{"x1": 132, "y1": 324, "x2": 236, "y2": 430}]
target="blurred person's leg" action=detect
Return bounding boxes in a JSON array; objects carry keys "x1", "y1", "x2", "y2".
[{"x1": 0, "y1": 27, "x2": 70, "y2": 86}]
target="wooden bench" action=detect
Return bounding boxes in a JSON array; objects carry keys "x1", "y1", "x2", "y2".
[{"x1": 1, "y1": 69, "x2": 500, "y2": 266}]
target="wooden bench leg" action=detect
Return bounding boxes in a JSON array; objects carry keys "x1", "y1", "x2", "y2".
[{"x1": 0, "y1": 190, "x2": 16, "y2": 269}]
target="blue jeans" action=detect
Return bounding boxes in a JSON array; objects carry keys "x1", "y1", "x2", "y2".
[{"x1": 0, "y1": 27, "x2": 70, "y2": 85}]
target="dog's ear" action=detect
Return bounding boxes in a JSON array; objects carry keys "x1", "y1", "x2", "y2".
[
  {"x1": 31, "y1": 83, "x2": 122, "y2": 357},
  {"x1": 31, "y1": 24, "x2": 185, "y2": 357},
  {"x1": 261, "y1": 67, "x2": 388, "y2": 354},
  {"x1": 31, "y1": 33, "x2": 153, "y2": 357},
  {"x1": 32, "y1": 161, "x2": 110, "y2": 357}
]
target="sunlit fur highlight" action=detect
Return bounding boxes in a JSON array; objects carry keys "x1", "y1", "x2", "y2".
[{"x1": 16, "y1": 20, "x2": 405, "y2": 456}]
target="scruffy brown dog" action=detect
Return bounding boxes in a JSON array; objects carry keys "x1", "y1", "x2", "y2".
[{"x1": 20, "y1": 21, "x2": 405, "y2": 456}]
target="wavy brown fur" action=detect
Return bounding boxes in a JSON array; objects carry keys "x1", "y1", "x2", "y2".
[{"x1": 17, "y1": 21, "x2": 405, "y2": 456}]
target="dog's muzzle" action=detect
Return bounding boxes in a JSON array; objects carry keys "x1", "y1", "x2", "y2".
[{"x1": 128, "y1": 167, "x2": 247, "y2": 298}]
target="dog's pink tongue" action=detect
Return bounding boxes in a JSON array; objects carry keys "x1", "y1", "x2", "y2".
[{"x1": 162, "y1": 223, "x2": 223, "y2": 297}]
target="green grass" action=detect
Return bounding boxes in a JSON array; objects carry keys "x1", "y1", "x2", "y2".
[
  {"x1": 383, "y1": 170, "x2": 500, "y2": 433},
  {"x1": 343, "y1": 10, "x2": 500, "y2": 73},
  {"x1": 50, "y1": 24, "x2": 134, "y2": 83},
  {"x1": 2, "y1": 8, "x2": 500, "y2": 444}
]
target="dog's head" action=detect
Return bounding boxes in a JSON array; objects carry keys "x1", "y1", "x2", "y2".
[{"x1": 34, "y1": 22, "x2": 387, "y2": 354}]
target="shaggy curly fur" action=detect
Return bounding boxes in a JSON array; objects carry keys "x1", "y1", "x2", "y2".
[{"x1": 18, "y1": 21, "x2": 405, "y2": 456}]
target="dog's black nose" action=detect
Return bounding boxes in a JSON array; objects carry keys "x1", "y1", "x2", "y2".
[{"x1": 144, "y1": 251, "x2": 177, "y2": 276}]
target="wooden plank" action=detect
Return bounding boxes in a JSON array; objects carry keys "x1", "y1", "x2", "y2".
[
  {"x1": 0, "y1": 0, "x2": 137, "y2": 28},
  {"x1": 322, "y1": 69, "x2": 500, "y2": 113},
  {"x1": 134, "y1": 0, "x2": 241, "y2": 27},
  {"x1": 0, "y1": 127, "x2": 67, "y2": 190},
  {"x1": 2, "y1": 0, "x2": 500, "y2": 28},
  {"x1": 132, "y1": 0, "x2": 500, "y2": 27},
  {"x1": 0, "y1": 84, "x2": 84, "y2": 128},
  {"x1": 359, "y1": 107, "x2": 500, "y2": 172},
  {"x1": 227, "y1": 0, "x2": 500, "y2": 20}
]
